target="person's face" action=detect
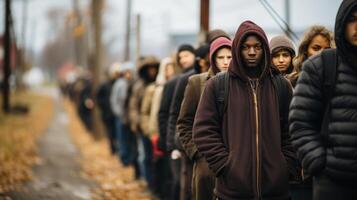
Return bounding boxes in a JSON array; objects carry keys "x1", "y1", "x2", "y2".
[
  {"x1": 307, "y1": 35, "x2": 330, "y2": 57},
  {"x1": 272, "y1": 49, "x2": 292, "y2": 73},
  {"x1": 215, "y1": 47, "x2": 232, "y2": 72},
  {"x1": 178, "y1": 51, "x2": 195, "y2": 69},
  {"x1": 241, "y1": 35, "x2": 264, "y2": 68},
  {"x1": 123, "y1": 70, "x2": 132, "y2": 80},
  {"x1": 345, "y1": 9, "x2": 357, "y2": 46},
  {"x1": 147, "y1": 65, "x2": 158, "y2": 79},
  {"x1": 165, "y1": 63, "x2": 175, "y2": 80}
]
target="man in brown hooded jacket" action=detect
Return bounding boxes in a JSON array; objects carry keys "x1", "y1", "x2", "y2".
[{"x1": 193, "y1": 21, "x2": 296, "y2": 200}]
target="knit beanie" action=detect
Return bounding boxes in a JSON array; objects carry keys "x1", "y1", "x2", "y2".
[
  {"x1": 176, "y1": 44, "x2": 195, "y2": 68},
  {"x1": 207, "y1": 29, "x2": 231, "y2": 44},
  {"x1": 177, "y1": 44, "x2": 195, "y2": 54},
  {"x1": 269, "y1": 35, "x2": 296, "y2": 57}
]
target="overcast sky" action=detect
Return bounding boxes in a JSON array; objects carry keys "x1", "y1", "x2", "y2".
[{"x1": 0, "y1": 0, "x2": 342, "y2": 59}]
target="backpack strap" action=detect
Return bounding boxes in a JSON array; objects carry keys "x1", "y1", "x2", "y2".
[
  {"x1": 271, "y1": 73, "x2": 291, "y2": 120},
  {"x1": 215, "y1": 71, "x2": 230, "y2": 119},
  {"x1": 271, "y1": 74, "x2": 286, "y2": 116},
  {"x1": 320, "y1": 49, "x2": 338, "y2": 145},
  {"x1": 322, "y1": 49, "x2": 337, "y2": 98}
]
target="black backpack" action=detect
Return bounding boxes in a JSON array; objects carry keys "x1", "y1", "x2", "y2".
[{"x1": 214, "y1": 70, "x2": 291, "y2": 121}]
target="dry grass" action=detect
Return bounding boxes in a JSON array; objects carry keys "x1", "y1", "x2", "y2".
[
  {"x1": 64, "y1": 99, "x2": 151, "y2": 200},
  {"x1": 0, "y1": 91, "x2": 54, "y2": 192}
]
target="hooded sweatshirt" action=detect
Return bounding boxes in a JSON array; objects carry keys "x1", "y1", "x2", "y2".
[
  {"x1": 178, "y1": 37, "x2": 232, "y2": 160},
  {"x1": 335, "y1": 0, "x2": 357, "y2": 67},
  {"x1": 193, "y1": 21, "x2": 294, "y2": 200}
]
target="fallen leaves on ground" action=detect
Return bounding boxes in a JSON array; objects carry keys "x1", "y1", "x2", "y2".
[
  {"x1": 0, "y1": 91, "x2": 54, "y2": 193},
  {"x1": 64, "y1": 99, "x2": 151, "y2": 200}
]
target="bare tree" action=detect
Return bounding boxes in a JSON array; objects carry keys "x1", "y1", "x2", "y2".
[{"x1": 40, "y1": 7, "x2": 75, "y2": 79}]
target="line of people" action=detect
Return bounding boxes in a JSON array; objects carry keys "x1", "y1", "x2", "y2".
[{"x1": 64, "y1": 1, "x2": 357, "y2": 199}]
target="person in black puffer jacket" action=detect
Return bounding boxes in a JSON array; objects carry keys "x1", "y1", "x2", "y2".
[{"x1": 289, "y1": 1, "x2": 357, "y2": 199}]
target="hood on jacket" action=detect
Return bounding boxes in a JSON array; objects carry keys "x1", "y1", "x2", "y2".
[
  {"x1": 155, "y1": 57, "x2": 174, "y2": 85},
  {"x1": 138, "y1": 55, "x2": 160, "y2": 82},
  {"x1": 269, "y1": 35, "x2": 296, "y2": 74},
  {"x1": 228, "y1": 21, "x2": 272, "y2": 82},
  {"x1": 335, "y1": 0, "x2": 357, "y2": 67},
  {"x1": 194, "y1": 43, "x2": 210, "y2": 73},
  {"x1": 209, "y1": 37, "x2": 232, "y2": 75}
]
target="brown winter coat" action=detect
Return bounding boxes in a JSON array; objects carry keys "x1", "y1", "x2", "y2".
[
  {"x1": 128, "y1": 56, "x2": 159, "y2": 133},
  {"x1": 177, "y1": 70, "x2": 212, "y2": 159},
  {"x1": 193, "y1": 21, "x2": 294, "y2": 200},
  {"x1": 128, "y1": 79, "x2": 145, "y2": 133},
  {"x1": 140, "y1": 83, "x2": 156, "y2": 136}
]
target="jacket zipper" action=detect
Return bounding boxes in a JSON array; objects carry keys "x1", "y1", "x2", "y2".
[{"x1": 250, "y1": 81, "x2": 261, "y2": 199}]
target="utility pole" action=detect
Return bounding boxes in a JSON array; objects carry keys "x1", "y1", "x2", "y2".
[
  {"x1": 16, "y1": 0, "x2": 28, "y2": 90},
  {"x1": 124, "y1": 0, "x2": 132, "y2": 61},
  {"x1": 284, "y1": 0, "x2": 291, "y2": 39},
  {"x1": 135, "y1": 14, "x2": 141, "y2": 63},
  {"x1": 91, "y1": 0, "x2": 102, "y2": 88},
  {"x1": 28, "y1": 22, "x2": 37, "y2": 62},
  {"x1": 91, "y1": 0, "x2": 103, "y2": 139},
  {"x1": 73, "y1": 0, "x2": 86, "y2": 67},
  {"x1": 21, "y1": 0, "x2": 28, "y2": 63},
  {"x1": 199, "y1": 0, "x2": 209, "y2": 44},
  {"x1": 3, "y1": 0, "x2": 11, "y2": 113}
]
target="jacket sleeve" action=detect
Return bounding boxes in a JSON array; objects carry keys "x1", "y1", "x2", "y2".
[
  {"x1": 167, "y1": 78, "x2": 186, "y2": 152},
  {"x1": 110, "y1": 80, "x2": 121, "y2": 117},
  {"x1": 112, "y1": 80, "x2": 128, "y2": 119},
  {"x1": 128, "y1": 81, "x2": 141, "y2": 133},
  {"x1": 140, "y1": 85, "x2": 155, "y2": 136},
  {"x1": 193, "y1": 78, "x2": 229, "y2": 176},
  {"x1": 289, "y1": 57, "x2": 326, "y2": 176},
  {"x1": 177, "y1": 77, "x2": 201, "y2": 160},
  {"x1": 158, "y1": 80, "x2": 175, "y2": 152},
  {"x1": 148, "y1": 88, "x2": 161, "y2": 136},
  {"x1": 280, "y1": 77, "x2": 299, "y2": 180}
]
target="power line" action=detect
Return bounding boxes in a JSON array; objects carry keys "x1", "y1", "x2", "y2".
[
  {"x1": 262, "y1": 0, "x2": 299, "y2": 40},
  {"x1": 259, "y1": 1, "x2": 288, "y2": 35},
  {"x1": 259, "y1": 0, "x2": 299, "y2": 42}
]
